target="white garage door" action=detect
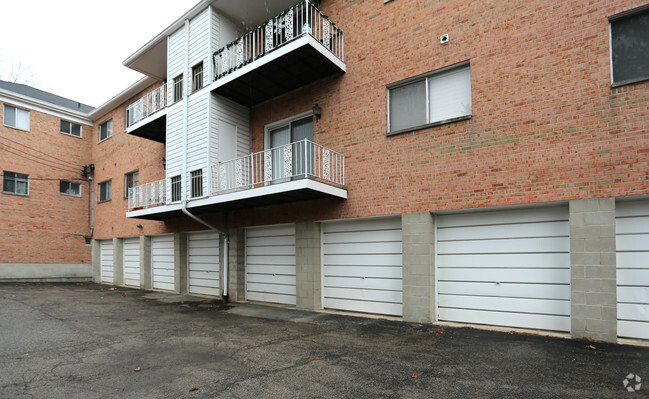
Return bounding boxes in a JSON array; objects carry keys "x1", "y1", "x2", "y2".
[
  {"x1": 188, "y1": 231, "x2": 220, "y2": 296},
  {"x1": 323, "y1": 217, "x2": 403, "y2": 316},
  {"x1": 100, "y1": 239, "x2": 114, "y2": 283},
  {"x1": 616, "y1": 201, "x2": 649, "y2": 340},
  {"x1": 437, "y1": 206, "x2": 570, "y2": 332},
  {"x1": 123, "y1": 237, "x2": 140, "y2": 287},
  {"x1": 246, "y1": 224, "x2": 296, "y2": 305},
  {"x1": 151, "y1": 234, "x2": 175, "y2": 291}
]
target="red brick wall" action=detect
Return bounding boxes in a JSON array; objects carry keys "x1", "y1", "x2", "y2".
[
  {"x1": 233, "y1": 0, "x2": 649, "y2": 226},
  {"x1": 0, "y1": 102, "x2": 92, "y2": 264}
]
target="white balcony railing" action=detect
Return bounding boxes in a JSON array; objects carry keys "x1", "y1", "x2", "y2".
[
  {"x1": 126, "y1": 84, "x2": 167, "y2": 128},
  {"x1": 213, "y1": 0, "x2": 344, "y2": 79},
  {"x1": 211, "y1": 139, "x2": 344, "y2": 194},
  {"x1": 128, "y1": 179, "x2": 166, "y2": 211}
]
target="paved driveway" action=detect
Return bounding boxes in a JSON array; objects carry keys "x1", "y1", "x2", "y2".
[{"x1": 0, "y1": 283, "x2": 647, "y2": 398}]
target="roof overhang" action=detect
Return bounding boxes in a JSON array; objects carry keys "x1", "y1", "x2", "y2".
[
  {"x1": 0, "y1": 89, "x2": 92, "y2": 126},
  {"x1": 88, "y1": 76, "x2": 158, "y2": 122}
]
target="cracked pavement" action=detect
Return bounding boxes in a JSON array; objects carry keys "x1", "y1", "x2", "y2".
[{"x1": 0, "y1": 282, "x2": 648, "y2": 398}]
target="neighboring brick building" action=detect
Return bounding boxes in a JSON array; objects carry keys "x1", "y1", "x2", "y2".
[{"x1": 2, "y1": 0, "x2": 649, "y2": 343}]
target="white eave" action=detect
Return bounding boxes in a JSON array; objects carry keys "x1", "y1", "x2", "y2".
[
  {"x1": 87, "y1": 76, "x2": 158, "y2": 122},
  {"x1": 0, "y1": 88, "x2": 93, "y2": 126}
]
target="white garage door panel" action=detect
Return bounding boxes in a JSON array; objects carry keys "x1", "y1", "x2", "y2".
[
  {"x1": 439, "y1": 308, "x2": 571, "y2": 332},
  {"x1": 437, "y1": 206, "x2": 570, "y2": 332},
  {"x1": 246, "y1": 224, "x2": 296, "y2": 306},
  {"x1": 100, "y1": 240, "x2": 114, "y2": 283},
  {"x1": 438, "y1": 295, "x2": 570, "y2": 315},
  {"x1": 323, "y1": 217, "x2": 403, "y2": 316},
  {"x1": 188, "y1": 232, "x2": 220, "y2": 296},
  {"x1": 152, "y1": 235, "x2": 175, "y2": 291},
  {"x1": 123, "y1": 237, "x2": 140, "y2": 287},
  {"x1": 438, "y1": 253, "x2": 570, "y2": 268},
  {"x1": 616, "y1": 201, "x2": 649, "y2": 340},
  {"x1": 438, "y1": 281, "x2": 570, "y2": 300}
]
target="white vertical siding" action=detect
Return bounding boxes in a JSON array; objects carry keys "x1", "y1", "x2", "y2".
[
  {"x1": 167, "y1": 27, "x2": 185, "y2": 101},
  {"x1": 616, "y1": 201, "x2": 649, "y2": 340},
  {"x1": 187, "y1": 92, "x2": 210, "y2": 197},
  {"x1": 165, "y1": 106, "x2": 184, "y2": 201},
  {"x1": 219, "y1": 14, "x2": 241, "y2": 49},
  {"x1": 246, "y1": 224, "x2": 296, "y2": 305},
  {"x1": 210, "y1": 94, "x2": 250, "y2": 168},
  {"x1": 188, "y1": 231, "x2": 220, "y2": 296},
  {"x1": 152, "y1": 235, "x2": 175, "y2": 291},
  {"x1": 188, "y1": 8, "x2": 210, "y2": 93},
  {"x1": 210, "y1": 7, "x2": 220, "y2": 79},
  {"x1": 100, "y1": 240, "x2": 114, "y2": 284},
  {"x1": 322, "y1": 217, "x2": 403, "y2": 316},
  {"x1": 436, "y1": 206, "x2": 571, "y2": 332},
  {"x1": 123, "y1": 237, "x2": 141, "y2": 287}
]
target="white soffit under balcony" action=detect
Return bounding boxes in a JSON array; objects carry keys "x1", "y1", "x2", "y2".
[{"x1": 213, "y1": 0, "x2": 301, "y2": 28}]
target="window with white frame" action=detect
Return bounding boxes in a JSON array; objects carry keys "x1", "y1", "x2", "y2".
[
  {"x1": 60, "y1": 180, "x2": 81, "y2": 196},
  {"x1": 3, "y1": 104, "x2": 30, "y2": 131},
  {"x1": 99, "y1": 119, "x2": 113, "y2": 141},
  {"x1": 610, "y1": 6, "x2": 649, "y2": 85},
  {"x1": 173, "y1": 74, "x2": 183, "y2": 103},
  {"x1": 190, "y1": 169, "x2": 203, "y2": 198},
  {"x1": 170, "y1": 175, "x2": 181, "y2": 202},
  {"x1": 2, "y1": 171, "x2": 29, "y2": 195},
  {"x1": 192, "y1": 62, "x2": 204, "y2": 92},
  {"x1": 61, "y1": 120, "x2": 82, "y2": 137},
  {"x1": 98, "y1": 180, "x2": 111, "y2": 202},
  {"x1": 124, "y1": 171, "x2": 139, "y2": 199},
  {"x1": 388, "y1": 63, "x2": 471, "y2": 134}
]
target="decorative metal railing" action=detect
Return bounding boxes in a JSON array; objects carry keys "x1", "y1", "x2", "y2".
[
  {"x1": 213, "y1": 0, "x2": 344, "y2": 80},
  {"x1": 211, "y1": 139, "x2": 345, "y2": 194},
  {"x1": 128, "y1": 179, "x2": 166, "y2": 211},
  {"x1": 126, "y1": 83, "x2": 167, "y2": 128}
]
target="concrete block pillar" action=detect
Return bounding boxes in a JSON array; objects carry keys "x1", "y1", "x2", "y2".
[
  {"x1": 113, "y1": 238, "x2": 124, "y2": 286},
  {"x1": 401, "y1": 212, "x2": 436, "y2": 323},
  {"x1": 296, "y1": 222, "x2": 322, "y2": 311},
  {"x1": 569, "y1": 198, "x2": 617, "y2": 342},
  {"x1": 91, "y1": 239, "x2": 101, "y2": 283},
  {"x1": 140, "y1": 236, "x2": 152, "y2": 290},
  {"x1": 175, "y1": 233, "x2": 188, "y2": 294},
  {"x1": 227, "y1": 228, "x2": 246, "y2": 302}
]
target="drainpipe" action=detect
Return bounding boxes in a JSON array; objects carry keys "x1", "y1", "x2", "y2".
[{"x1": 179, "y1": 18, "x2": 230, "y2": 298}]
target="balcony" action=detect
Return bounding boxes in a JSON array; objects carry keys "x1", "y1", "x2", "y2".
[
  {"x1": 127, "y1": 139, "x2": 346, "y2": 220},
  {"x1": 125, "y1": 84, "x2": 168, "y2": 143},
  {"x1": 209, "y1": 0, "x2": 345, "y2": 107}
]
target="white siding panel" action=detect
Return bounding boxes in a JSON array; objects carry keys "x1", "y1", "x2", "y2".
[
  {"x1": 616, "y1": 201, "x2": 649, "y2": 340},
  {"x1": 437, "y1": 206, "x2": 570, "y2": 332},
  {"x1": 100, "y1": 240, "x2": 114, "y2": 283},
  {"x1": 188, "y1": 231, "x2": 220, "y2": 296},
  {"x1": 189, "y1": 8, "x2": 210, "y2": 93},
  {"x1": 246, "y1": 224, "x2": 296, "y2": 305},
  {"x1": 323, "y1": 217, "x2": 403, "y2": 316},
  {"x1": 152, "y1": 235, "x2": 175, "y2": 291},
  {"x1": 123, "y1": 237, "x2": 140, "y2": 287}
]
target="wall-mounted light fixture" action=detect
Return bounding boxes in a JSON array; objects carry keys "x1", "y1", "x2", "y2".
[{"x1": 313, "y1": 104, "x2": 322, "y2": 122}]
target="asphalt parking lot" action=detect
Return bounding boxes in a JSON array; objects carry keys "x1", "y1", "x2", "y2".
[{"x1": 0, "y1": 283, "x2": 647, "y2": 398}]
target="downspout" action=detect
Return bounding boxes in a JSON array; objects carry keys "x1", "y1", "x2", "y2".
[
  {"x1": 179, "y1": 18, "x2": 230, "y2": 298},
  {"x1": 88, "y1": 175, "x2": 94, "y2": 240}
]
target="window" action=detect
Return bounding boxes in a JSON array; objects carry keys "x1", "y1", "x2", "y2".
[
  {"x1": 99, "y1": 119, "x2": 113, "y2": 142},
  {"x1": 2, "y1": 171, "x2": 29, "y2": 195},
  {"x1": 192, "y1": 62, "x2": 204, "y2": 92},
  {"x1": 60, "y1": 180, "x2": 81, "y2": 196},
  {"x1": 61, "y1": 120, "x2": 82, "y2": 137},
  {"x1": 3, "y1": 105, "x2": 30, "y2": 131},
  {"x1": 191, "y1": 169, "x2": 203, "y2": 198},
  {"x1": 98, "y1": 180, "x2": 112, "y2": 202},
  {"x1": 388, "y1": 64, "x2": 471, "y2": 134},
  {"x1": 124, "y1": 171, "x2": 139, "y2": 199},
  {"x1": 610, "y1": 6, "x2": 649, "y2": 85},
  {"x1": 173, "y1": 74, "x2": 183, "y2": 103},
  {"x1": 170, "y1": 175, "x2": 181, "y2": 202}
]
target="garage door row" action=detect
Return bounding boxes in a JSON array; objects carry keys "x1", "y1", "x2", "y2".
[
  {"x1": 243, "y1": 202, "x2": 649, "y2": 341},
  {"x1": 99, "y1": 232, "x2": 221, "y2": 296}
]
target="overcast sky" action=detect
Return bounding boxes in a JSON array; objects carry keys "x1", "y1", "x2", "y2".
[{"x1": 0, "y1": 0, "x2": 200, "y2": 108}]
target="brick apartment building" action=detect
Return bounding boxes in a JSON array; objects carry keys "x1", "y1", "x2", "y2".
[{"x1": 1, "y1": 0, "x2": 648, "y2": 344}]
